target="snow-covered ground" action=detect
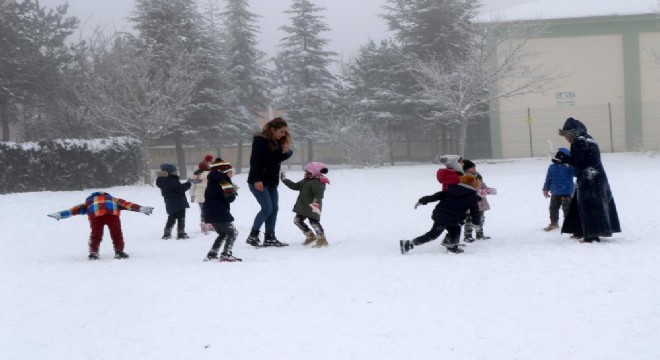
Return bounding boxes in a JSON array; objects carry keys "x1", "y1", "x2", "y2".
[{"x1": 2, "y1": 152, "x2": 658, "y2": 360}]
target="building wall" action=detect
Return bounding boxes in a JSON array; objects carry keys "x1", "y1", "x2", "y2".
[
  {"x1": 490, "y1": 14, "x2": 659, "y2": 159},
  {"x1": 639, "y1": 32, "x2": 660, "y2": 151}
]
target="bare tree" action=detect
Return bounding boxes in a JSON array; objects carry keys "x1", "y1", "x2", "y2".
[
  {"x1": 413, "y1": 20, "x2": 561, "y2": 156},
  {"x1": 78, "y1": 36, "x2": 202, "y2": 183}
]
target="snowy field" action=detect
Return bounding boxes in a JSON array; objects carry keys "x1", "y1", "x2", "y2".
[{"x1": 1, "y1": 152, "x2": 659, "y2": 360}]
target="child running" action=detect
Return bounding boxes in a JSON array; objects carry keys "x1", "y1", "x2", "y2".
[
  {"x1": 280, "y1": 161, "x2": 330, "y2": 248},
  {"x1": 400, "y1": 175, "x2": 481, "y2": 254},
  {"x1": 203, "y1": 158, "x2": 241, "y2": 262}
]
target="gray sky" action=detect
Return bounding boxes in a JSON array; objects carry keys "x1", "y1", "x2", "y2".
[{"x1": 41, "y1": 0, "x2": 533, "y2": 59}]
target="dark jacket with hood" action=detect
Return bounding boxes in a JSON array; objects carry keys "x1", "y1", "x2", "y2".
[
  {"x1": 155, "y1": 164, "x2": 191, "y2": 215},
  {"x1": 419, "y1": 183, "x2": 482, "y2": 226},
  {"x1": 247, "y1": 135, "x2": 293, "y2": 187},
  {"x1": 203, "y1": 169, "x2": 236, "y2": 224},
  {"x1": 558, "y1": 117, "x2": 621, "y2": 238}
]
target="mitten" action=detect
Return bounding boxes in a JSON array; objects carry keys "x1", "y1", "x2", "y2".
[
  {"x1": 310, "y1": 202, "x2": 321, "y2": 215},
  {"x1": 140, "y1": 206, "x2": 154, "y2": 215},
  {"x1": 47, "y1": 212, "x2": 62, "y2": 220},
  {"x1": 414, "y1": 202, "x2": 421, "y2": 209}
]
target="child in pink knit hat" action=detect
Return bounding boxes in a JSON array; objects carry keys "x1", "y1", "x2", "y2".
[{"x1": 280, "y1": 161, "x2": 330, "y2": 247}]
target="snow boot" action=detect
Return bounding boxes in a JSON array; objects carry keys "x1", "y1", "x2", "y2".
[
  {"x1": 162, "y1": 229, "x2": 172, "y2": 240},
  {"x1": 246, "y1": 229, "x2": 261, "y2": 247},
  {"x1": 88, "y1": 252, "x2": 99, "y2": 260},
  {"x1": 400, "y1": 240, "x2": 414, "y2": 255},
  {"x1": 581, "y1": 237, "x2": 601, "y2": 243},
  {"x1": 220, "y1": 253, "x2": 242, "y2": 262},
  {"x1": 544, "y1": 222, "x2": 559, "y2": 231},
  {"x1": 177, "y1": 231, "x2": 190, "y2": 240},
  {"x1": 114, "y1": 251, "x2": 129, "y2": 259},
  {"x1": 446, "y1": 245, "x2": 464, "y2": 254},
  {"x1": 475, "y1": 230, "x2": 490, "y2": 240},
  {"x1": 312, "y1": 234, "x2": 328, "y2": 248},
  {"x1": 464, "y1": 235, "x2": 476, "y2": 243},
  {"x1": 205, "y1": 251, "x2": 219, "y2": 261},
  {"x1": 302, "y1": 230, "x2": 317, "y2": 246},
  {"x1": 263, "y1": 232, "x2": 289, "y2": 247}
]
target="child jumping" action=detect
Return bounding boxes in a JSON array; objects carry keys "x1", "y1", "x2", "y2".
[
  {"x1": 156, "y1": 163, "x2": 192, "y2": 240},
  {"x1": 400, "y1": 175, "x2": 481, "y2": 254},
  {"x1": 47, "y1": 192, "x2": 153, "y2": 260},
  {"x1": 542, "y1": 148, "x2": 575, "y2": 231},
  {"x1": 203, "y1": 158, "x2": 241, "y2": 262},
  {"x1": 280, "y1": 161, "x2": 330, "y2": 248}
]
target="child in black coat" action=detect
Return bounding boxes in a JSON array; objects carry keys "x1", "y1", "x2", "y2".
[
  {"x1": 400, "y1": 175, "x2": 482, "y2": 254},
  {"x1": 155, "y1": 163, "x2": 192, "y2": 240},
  {"x1": 203, "y1": 158, "x2": 241, "y2": 262}
]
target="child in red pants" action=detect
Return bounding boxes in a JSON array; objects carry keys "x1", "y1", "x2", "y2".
[{"x1": 48, "y1": 192, "x2": 153, "y2": 260}]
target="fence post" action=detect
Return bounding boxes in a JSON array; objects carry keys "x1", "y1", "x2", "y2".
[
  {"x1": 608, "y1": 102, "x2": 614, "y2": 153},
  {"x1": 527, "y1": 107, "x2": 534, "y2": 157}
]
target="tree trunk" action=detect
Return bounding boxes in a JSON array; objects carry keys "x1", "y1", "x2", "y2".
[
  {"x1": 1, "y1": 101, "x2": 9, "y2": 142},
  {"x1": 175, "y1": 131, "x2": 187, "y2": 179},
  {"x1": 236, "y1": 138, "x2": 243, "y2": 174},
  {"x1": 142, "y1": 143, "x2": 153, "y2": 185},
  {"x1": 458, "y1": 117, "x2": 469, "y2": 157},
  {"x1": 307, "y1": 138, "x2": 313, "y2": 163}
]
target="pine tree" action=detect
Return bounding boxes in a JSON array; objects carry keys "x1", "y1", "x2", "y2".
[
  {"x1": 0, "y1": 0, "x2": 78, "y2": 141},
  {"x1": 273, "y1": 0, "x2": 338, "y2": 145},
  {"x1": 222, "y1": 0, "x2": 271, "y2": 123}
]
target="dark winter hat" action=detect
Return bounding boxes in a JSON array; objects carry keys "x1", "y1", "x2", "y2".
[
  {"x1": 160, "y1": 163, "x2": 177, "y2": 175},
  {"x1": 552, "y1": 148, "x2": 571, "y2": 164},
  {"x1": 559, "y1": 117, "x2": 587, "y2": 137},
  {"x1": 209, "y1": 158, "x2": 233, "y2": 173},
  {"x1": 462, "y1": 159, "x2": 476, "y2": 172}
]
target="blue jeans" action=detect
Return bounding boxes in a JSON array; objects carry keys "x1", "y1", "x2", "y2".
[{"x1": 249, "y1": 183, "x2": 279, "y2": 234}]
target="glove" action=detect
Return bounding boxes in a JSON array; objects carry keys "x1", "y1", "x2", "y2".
[
  {"x1": 414, "y1": 202, "x2": 421, "y2": 209},
  {"x1": 280, "y1": 172, "x2": 287, "y2": 181},
  {"x1": 191, "y1": 196, "x2": 196, "y2": 203},
  {"x1": 140, "y1": 206, "x2": 154, "y2": 215},
  {"x1": 47, "y1": 212, "x2": 62, "y2": 220},
  {"x1": 310, "y1": 202, "x2": 321, "y2": 215}
]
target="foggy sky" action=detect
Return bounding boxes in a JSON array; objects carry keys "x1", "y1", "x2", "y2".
[{"x1": 38, "y1": 0, "x2": 535, "y2": 61}]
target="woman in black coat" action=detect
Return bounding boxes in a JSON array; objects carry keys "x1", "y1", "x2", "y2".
[
  {"x1": 556, "y1": 117, "x2": 621, "y2": 242},
  {"x1": 245, "y1": 117, "x2": 293, "y2": 247}
]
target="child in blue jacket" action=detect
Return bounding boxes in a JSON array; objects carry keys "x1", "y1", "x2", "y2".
[{"x1": 542, "y1": 148, "x2": 575, "y2": 231}]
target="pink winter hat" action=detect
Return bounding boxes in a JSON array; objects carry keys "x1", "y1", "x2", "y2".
[{"x1": 304, "y1": 162, "x2": 328, "y2": 177}]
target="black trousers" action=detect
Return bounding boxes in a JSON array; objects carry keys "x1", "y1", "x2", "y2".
[
  {"x1": 412, "y1": 222, "x2": 461, "y2": 246},
  {"x1": 165, "y1": 209, "x2": 186, "y2": 232},
  {"x1": 210, "y1": 222, "x2": 238, "y2": 255}
]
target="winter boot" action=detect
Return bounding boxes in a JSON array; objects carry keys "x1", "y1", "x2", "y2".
[
  {"x1": 399, "y1": 240, "x2": 414, "y2": 255},
  {"x1": 246, "y1": 230, "x2": 261, "y2": 247},
  {"x1": 88, "y1": 252, "x2": 99, "y2": 260},
  {"x1": 475, "y1": 230, "x2": 491, "y2": 240},
  {"x1": 302, "y1": 230, "x2": 317, "y2": 246},
  {"x1": 114, "y1": 251, "x2": 129, "y2": 259},
  {"x1": 581, "y1": 237, "x2": 601, "y2": 243},
  {"x1": 263, "y1": 232, "x2": 289, "y2": 247},
  {"x1": 446, "y1": 245, "x2": 464, "y2": 254},
  {"x1": 205, "y1": 251, "x2": 219, "y2": 261},
  {"x1": 220, "y1": 252, "x2": 243, "y2": 262},
  {"x1": 162, "y1": 228, "x2": 172, "y2": 240},
  {"x1": 543, "y1": 222, "x2": 559, "y2": 231},
  {"x1": 312, "y1": 234, "x2": 328, "y2": 248},
  {"x1": 177, "y1": 231, "x2": 190, "y2": 240},
  {"x1": 200, "y1": 223, "x2": 209, "y2": 235},
  {"x1": 463, "y1": 231, "x2": 475, "y2": 243}
]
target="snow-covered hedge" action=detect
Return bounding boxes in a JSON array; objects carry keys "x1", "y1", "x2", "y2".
[{"x1": 0, "y1": 137, "x2": 142, "y2": 194}]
